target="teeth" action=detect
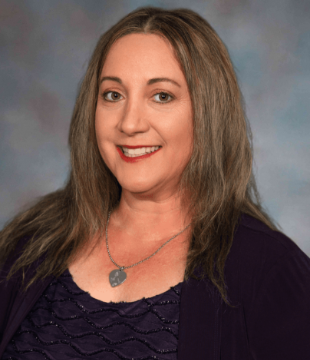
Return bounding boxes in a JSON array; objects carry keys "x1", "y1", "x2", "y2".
[{"x1": 122, "y1": 146, "x2": 160, "y2": 157}]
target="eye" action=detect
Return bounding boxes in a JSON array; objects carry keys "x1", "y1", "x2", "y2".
[
  {"x1": 103, "y1": 91, "x2": 123, "y2": 102},
  {"x1": 154, "y1": 92, "x2": 173, "y2": 104},
  {"x1": 102, "y1": 91, "x2": 173, "y2": 104}
]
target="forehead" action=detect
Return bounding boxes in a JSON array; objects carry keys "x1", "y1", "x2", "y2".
[{"x1": 101, "y1": 33, "x2": 184, "y2": 79}]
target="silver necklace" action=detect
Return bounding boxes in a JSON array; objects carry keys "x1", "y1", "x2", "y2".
[{"x1": 106, "y1": 210, "x2": 192, "y2": 287}]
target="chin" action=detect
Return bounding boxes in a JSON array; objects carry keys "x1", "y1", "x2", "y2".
[{"x1": 120, "y1": 182, "x2": 158, "y2": 196}]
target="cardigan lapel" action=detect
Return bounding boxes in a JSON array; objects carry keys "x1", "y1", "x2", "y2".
[
  {"x1": 0, "y1": 269, "x2": 54, "y2": 357},
  {"x1": 178, "y1": 271, "x2": 223, "y2": 360}
]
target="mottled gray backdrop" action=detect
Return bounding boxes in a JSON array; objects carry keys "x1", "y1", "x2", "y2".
[{"x1": 1, "y1": 0, "x2": 309, "y2": 254}]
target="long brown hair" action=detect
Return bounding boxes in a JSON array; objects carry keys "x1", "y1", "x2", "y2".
[{"x1": 0, "y1": 6, "x2": 282, "y2": 306}]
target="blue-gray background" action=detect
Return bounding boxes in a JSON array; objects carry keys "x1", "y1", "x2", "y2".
[{"x1": 1, "y1": 0, "x2": 309, "y2": 254}]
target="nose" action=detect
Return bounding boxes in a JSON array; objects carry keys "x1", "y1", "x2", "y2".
[{"x1": 117, "y1": 96, "x2": 150, "y2": 135}]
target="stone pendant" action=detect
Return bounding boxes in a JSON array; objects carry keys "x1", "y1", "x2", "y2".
[{"x1": 109, "y1": 269, "x2": 127, "y2": 287}]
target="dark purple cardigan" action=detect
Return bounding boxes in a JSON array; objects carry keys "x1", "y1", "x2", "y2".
[{"x1": 1, "y1": 214, "x2": 310, "y2": 359}]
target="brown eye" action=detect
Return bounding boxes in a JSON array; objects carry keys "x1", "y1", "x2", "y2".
[
  {"x1": 103, "y1": 91, "x2": 123, "y2": 102},
  {"x1": 154, "y1": 92, "x2": 173, "y2": 104}
]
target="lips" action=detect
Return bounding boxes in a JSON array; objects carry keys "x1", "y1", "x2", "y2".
[
  {"x1": 118, "y1": 145, "x2": 162, "y2": 149},
  {"x1": 116, "y1": 145, "x2": 162, "y2": 163},
  {"x1": 118, "y1": 145, "x2": 161, "y2": 155}
]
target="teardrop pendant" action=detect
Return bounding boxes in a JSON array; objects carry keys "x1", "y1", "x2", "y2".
[{"x1": 109, "y1": 268, "x2": 127, "y2": 287}]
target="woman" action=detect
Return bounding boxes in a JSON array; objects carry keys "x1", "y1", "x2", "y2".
[{"x1": 1, "y1": 6, "x2": 310, "y2": 360}]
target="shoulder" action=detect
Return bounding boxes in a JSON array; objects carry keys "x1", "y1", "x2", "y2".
[
  {"x1": 231, "y1": 213, "x2": 307, "y2": 268},
  {"x1": 225, "y1": 213, "x2": 310, "y2": 304},
  {"x1": 0, "y1": 235, "x2": 30, "y2": 275},
  {"x1": 0, "y1": 234, "x2": 42, "y2": 283},
  {"x1": 228, "y1": 215, "x2": 310, "y2": 357}
]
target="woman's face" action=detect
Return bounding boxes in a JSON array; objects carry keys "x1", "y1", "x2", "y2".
[{"x1": 95, "y1": 33, "x2": 193, "y2": 201}]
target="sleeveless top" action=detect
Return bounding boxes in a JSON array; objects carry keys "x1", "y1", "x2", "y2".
[{"x1": 2, "y1": 269, "x2": 183, "y2": 360}]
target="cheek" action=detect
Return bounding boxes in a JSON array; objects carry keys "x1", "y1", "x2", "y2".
[
  {"x1": 95, "y1": 110, "x2": 108, "y2": 144},
  {"x1": 176, "y1": 111, "x2": 193, "y2": 149},
  {"x1": 95, "y1": 116, "x2": 109, "y2": 161},
  {"x1": 178, "y1": 126, "x2": 194, "y2": 164}
]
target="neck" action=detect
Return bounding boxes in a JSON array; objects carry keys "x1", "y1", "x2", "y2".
[{"x1": 110, "y1": 190, "x2": 193, "y2": 244}]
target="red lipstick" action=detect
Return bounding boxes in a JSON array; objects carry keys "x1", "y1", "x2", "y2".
[
  {"x1": 118, "y1": 145, "x2": 161, "y2": 149},
  {"x1": 116, "y1": 146, "x2": 162, "y2": 163}
]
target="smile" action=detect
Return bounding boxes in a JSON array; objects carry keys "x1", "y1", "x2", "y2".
[
  {"x1": 116, "y1": 146, "x2": 162, "y2": 163},
  {"x1": 121, "y1": 146, "x2": 161, "y2": 157}
]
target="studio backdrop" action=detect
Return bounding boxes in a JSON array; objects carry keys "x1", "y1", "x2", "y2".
[{"x1": 1, "y1": 0, "x2": 309, "y2": 254}]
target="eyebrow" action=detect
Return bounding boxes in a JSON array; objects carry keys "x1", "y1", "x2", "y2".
[{"x1": 100, "y1": 76, "x2": 181, "y2": 88}]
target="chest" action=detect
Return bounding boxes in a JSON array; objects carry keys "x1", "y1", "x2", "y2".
[{"x1": 68, "y1": 229, "x2": 190, "y2": 303}]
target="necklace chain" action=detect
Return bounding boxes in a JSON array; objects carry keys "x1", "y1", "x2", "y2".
[{"x1": 105, "y1": 210, "x2": 191, "y2": 271}]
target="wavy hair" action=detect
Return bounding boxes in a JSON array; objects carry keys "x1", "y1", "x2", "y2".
[{"x1": 0, "y1": 6, "x2": 282, "y2": 306}]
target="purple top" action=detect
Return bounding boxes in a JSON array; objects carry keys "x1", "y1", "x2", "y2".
[
  {"x1": 2, "y1": 269, "x2": 182, "y2": 360},
  {"x1": 1, "y1": 213, "x2": 310, "y2": 359}
]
